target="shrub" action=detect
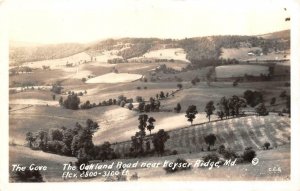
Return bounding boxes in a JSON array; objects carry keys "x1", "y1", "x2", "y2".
[
  {"x1": 120, "y1": 100, "x2": 126, "y2": 107},
  {"x1": 51, "y1": 85, "x2": 63, "y2": 94},
  {"x1": 245, "y1": 146, "x2": 253, "y2": 150},
  {"x1": 136, "y1": 96, "x2": 143, "y2": 102},
  {"x1": 128, "y1": 103, "x2": 134, "y2": 110},
  {"x1": 242, "y1": 148, "x2": 256, "y2": 163},
  {"x1": 164, "y1": 158, "x2": 191, "y2": 173},
  {"x1": 177, "y1": 83, "x2": 183, "y2": 89},
  {"x1": 218, "y1": 145, "x2": 226, "y2": 154},
  {"x1": 233, "y1": 80, "x2": 238, "y2": 87},
  {"x1": 63, "y1": 94, "x2": 80, "y2": 110},
  {"x1": 171, "y1": 150, "x2": 178, "y2": 155},
  {"x1": 222, "y1": 149, "x2": 238, "y2": 160},
  {"x1": 263, "y1": 142, "x2": 271, "y2": 150},
  {"x1": 243, "y1": 90, "x2": 263, "y2": 107},
  {"x1": 255, "y1": 103, "x2": 268, "y2": 116},
  {"x1": 47, "y1": 140, "x2": 66, "y2": 154},
  {"x1": 13, "y1": 166, "x2": 44, "y2": 182},
  {"x1": 204, "y1": 134, "x2": 217, "y2": 150},
  {"x1": 130, "y1": 172, "x2": 139, "y2": 181},
  {"x1": 280, "y1": 90, "x2": 287, "y2": 98},
  {"x1": 203, "y1": 153, "x2": 219, "y2": 163},
  {"x1": 284, "y1": 82, "x2": 290, "y2": 87},
  {"x1": 270, "y1": 97, "x2": 276, "y2": 106}
]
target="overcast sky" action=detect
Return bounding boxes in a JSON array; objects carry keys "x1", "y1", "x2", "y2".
[{"x1": 7, "y1": 0, "x2": 290, "y2": 44}]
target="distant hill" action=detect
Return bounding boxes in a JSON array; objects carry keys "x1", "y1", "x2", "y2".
[
  {"x1": 258, "y1": 29, "x2": 290, "y2": 40},
  {"x1": 9, "y1": 43, "x2": 88, "y2": 66},
  {"x1": 9, "y1": 30, "x2": 290, "y2": 66}
]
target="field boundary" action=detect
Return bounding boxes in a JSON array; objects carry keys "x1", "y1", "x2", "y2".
[{"x1": 9, "y1": 104, "x2": 33, "y2": 112}]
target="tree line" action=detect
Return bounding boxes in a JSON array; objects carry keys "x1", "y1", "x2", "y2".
[{"x1": 25, "y1": 119, "x2": 118, "y2": 162}]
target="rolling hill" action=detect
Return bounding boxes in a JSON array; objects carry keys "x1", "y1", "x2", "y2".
[
  {"x1": 9, "y1": 30, "x2": 290, "y2": 68},
  {"x1": 113, "y1": 115, "x2": 290, "y2": 154}
]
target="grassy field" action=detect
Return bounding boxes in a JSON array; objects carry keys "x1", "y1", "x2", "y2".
[
  {"x1": 113, "y1": 115, "x2": 290, "y2": 154},
  {"x1": 215, "y1": 65, "x2": 269, "y2": 78},
  {"x1": 129, "y1": 48, "x2": 189, "y2": 63},
  {"x1": 22, "y1": 52, "x2": 92, "y2": 69},
  {"x1": 86, "y1": 73, "x2": 143, "y2": 83},
  {"x1": 220, "y1": 47, "x2": 290, "y2": 61},
  {"x1": 9, "y1": 145, "x2": 76, "y2": 182},
  {"x1": 9, "y1": 79, "x2": 290, "y2": 146}
]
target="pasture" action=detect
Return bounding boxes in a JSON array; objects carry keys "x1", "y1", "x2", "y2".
[
  {"x1": 86, "y1": 73, "x2": 142, "y2": 84},
  {"x1": 129, "y1": 48, "x2": 190, "y2": 63},
  {"x1": 22, "y1": 52, "x2": 92, "y2": 69},
  {"x1": 215, "y1": 65, "x2": 269, "y2": 78},
  {"x1": 220, "y1": 47, "x2": 289, "y2": 61}
]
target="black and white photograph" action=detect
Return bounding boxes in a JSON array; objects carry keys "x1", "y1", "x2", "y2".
[{"x1": 1, "y1": 0, "x2": 300, "y2": 190}]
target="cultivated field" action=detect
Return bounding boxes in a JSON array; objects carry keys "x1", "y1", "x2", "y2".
[
  {"x1": 113, "y1": 115, "x2": 290, "y2": 154},
  {"x1": 22, "y1": 52, "x2": 92, "y2": 69},
  {"x1": 86, "y1": 73, "x2": 142, "y2": 84}
]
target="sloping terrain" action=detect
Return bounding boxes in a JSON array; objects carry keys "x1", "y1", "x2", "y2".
[
  {"x1": 86, "y1": 73, "x2": 142, "y2": 83},
  {"x1": 22, "y1": 52, "x2": 91, "y2": 69},
  {"x1": 258, "y1": 29, "x2": 290, "y2": 40},
  {"x1": 129, "y1": 48, "x2": 189, "y2": 63},
  {"x1": 113, "y1": 115, "x2": 290, "y2": 154},
  {"x1": 215, "y1": 65, "x2": 269, "y2": 78}
]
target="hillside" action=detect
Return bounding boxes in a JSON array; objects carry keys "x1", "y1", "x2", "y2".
[
  {"x1": 9, "y1": 30, "x2": 290, "y2": 67},
  {"x1": 113, "y1": 115, "x2": 290, "y2": 154},
  {"x1": 9, "y1": 43, "x2": 88, "y2": 66},
  {"x1": 258, "y1": 30, "x2": 290, "y2": 40}
]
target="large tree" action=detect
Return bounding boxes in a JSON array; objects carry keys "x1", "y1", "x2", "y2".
[
  {"x1": 25, "y1": 132, "x2": 35, "y2": 148},
  {"x1": 152, "y1": 129, "x2": 170, "y2": 155},
  {"x1": 228, "y1": 96, "x2": 247, "y2": 117},
  {"x1": 243, "y1": 90, "x2": 263, "y2": 107},
  {"x1": 204, "y1": 134, "x2": 217, "y2": 151},
  {"x1": 205, "y1": 101, "x2": 215, "y2": 122},
  {"x1": 86, "y1": 119, "x2": 99, "y2": 132},
  {"x1": 185, "y1": 105, "x2": 198, "y2": 125},
  {"x1": 147, "y1": 117, "x2": 156, "y2": 135},
  {"x1": 174, "y1": 103, "x2": 181, "y2": 113},
  {"x1": 255, "y1": 103, "x2": 268, "y2": 116},
  {"x1": 138, "y1": 102, "x2": 145, "y2": 112},
  {"x1": 132, "y1": 114, "x2": 149, "y2": 154},
  {"x1": 138, "y1": 114, "x2": 148, "y2": 132},
  {"x1": 94, "y1": 141, "x2": 114, "y2": 162},
  {"x1": 218, "y1": 97, "x2": 230, "y2": 119},
  {"x1": 63, "y1": 94, "x2": 80, "y2": 110},
  {"x1": 71, "y1": 125, "x2": 95, "y2": 157}
]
